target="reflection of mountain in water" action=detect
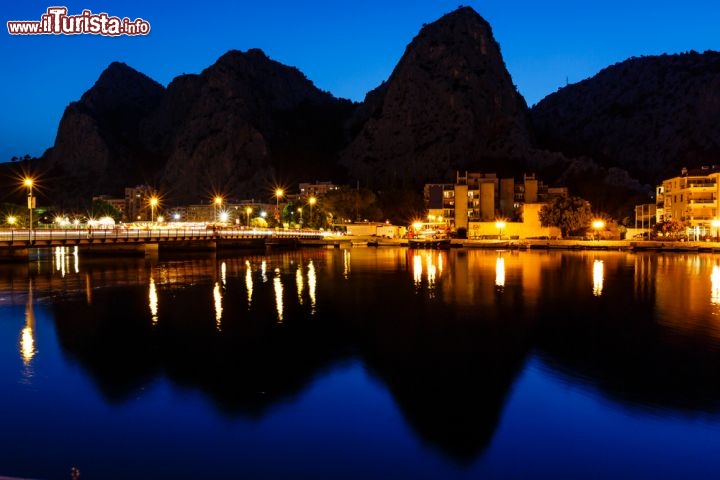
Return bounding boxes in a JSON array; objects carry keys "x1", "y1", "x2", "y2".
[
  {"x1": 9, "y1": 249, "x2": 720, "y2": 464},
  {"x1": 534, "y1": 253, "x2": 720, "y2": 413}
]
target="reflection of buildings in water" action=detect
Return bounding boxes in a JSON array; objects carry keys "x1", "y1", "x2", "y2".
[
  {"x1": 441, "y1": 250, "x2": 562, "y2": 309},
  {"x1": 711, "y1": 265, "x2": 720, "y2": 305},
  {"x1": 593, "y1": 260, "x2": 604, "y2": 296},
  {"x1": 654, "y1": 254, "x2": 720, "y2": 337},
  {"x1": 343, "y1": 249, "x2": 351, "y2": 278}
]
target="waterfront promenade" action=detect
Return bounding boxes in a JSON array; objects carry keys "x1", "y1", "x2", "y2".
[{"x1": 2, "y1": 226, "x2": 719, "y2": 262}]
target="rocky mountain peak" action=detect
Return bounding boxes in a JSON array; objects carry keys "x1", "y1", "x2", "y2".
[
  {"x1": 80, "y1": 61, "x2": 165, "y2": 115},
  {"x1": 341, "y1": 6, "x2": 532, "y2": 188}
]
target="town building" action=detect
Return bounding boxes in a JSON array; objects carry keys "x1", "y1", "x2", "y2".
[
  {"x1": 424, "y1": 172, "x2": 567, "y2": 231},
  {"x1": 657, "y1": 166, "x2": 720, "y2": 237}
]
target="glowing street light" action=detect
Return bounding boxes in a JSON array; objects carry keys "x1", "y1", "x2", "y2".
[
  {"x1": 592, "y1": 219, "x2": 605, "y2": 240},
  {"x1": 495, "y1": 220, "x2": 506, "y2": 239},
  {"x1": 308, "y1": 196, "x2": 316, "y2": 227},
  {"x1": 275, "y1": 189, "x2": 284, "y2": 220},
  {"x1": 213, "y1": 196, "x2": 223, "y2": 223},
  {"x1": 24, "y1": 177, "x2": 35, "y2": 238},
  {"x1": 7, "y1": 215, "x2": 17, "y2": 226},
  {"x1": 149, "y1": 196, "x2": 159, "y2": 223},
  {"x1": 712, "y1": 219, "x2": 720, "y2": 242}
]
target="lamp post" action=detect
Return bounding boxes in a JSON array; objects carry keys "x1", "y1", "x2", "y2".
[
  {"x1": 246, "y1": 206, "x2": 252, "y2": 227},
  {"x1": 275, "y1": 189, "x2": 284, "y2": 221},
  {"x1": 149, "y1": 196, "x2": 159, "y2": 223},
  {"x1": 24, "y1": 178, "x2": 34, "y2": 240},
  {"x1": 592, "y1": 219, "x2": 605, "y2": 241},
  {"x1": 308, "y1": 196, "x2": 316, "y2": 228},
  {"x1": 214, "y1": 196, "x2": 223, "y2": 223},
  {"x1": 495, "y1": 220, "x2": 506, "y2": 239}
]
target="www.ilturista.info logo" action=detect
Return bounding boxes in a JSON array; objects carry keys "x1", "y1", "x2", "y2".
[{"x1": 7, "y1": 7, "x2": 150, "y2": 36}]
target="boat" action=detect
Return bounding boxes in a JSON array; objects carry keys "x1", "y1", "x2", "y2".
[{"x1": 407, "y1": 237, "x2": 452, "y2": 249}]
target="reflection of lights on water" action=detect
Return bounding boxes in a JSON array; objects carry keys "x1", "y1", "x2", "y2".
[
  {"x1": 711, "y1": 265, "x2": 720, "y2": 304},
  {"x1": 343, "y1": 250, "x2": 351, "y2": 278},
  {"x1": 21, "y1": 279, "x2": 36, "y2": 371},
  {"x1": 426, "y1": 254, "x2": 436, "y2": 286},
  {"x1": 593, "y1": 259, "x2": 604, "y2": 296},
  {"x1": 73, "y1": 246, "x2": 79, "y2": 273},
  {"x1": 21, "y1": 326, "x2": 35, "y2": 364},
  {"x1": 308, "y1": 260, "x2": 316, "y2": 313},
  {"x1": 213, "y1": 282, "x2": 223, "y2": 330},
  {"x1": 495, "y1": 256, "x2": 505, "y2": 288},
  {"x1": 261, "y1": 260, "x2": 268, "y2": 283},
  {"x1": 148, "y1": 276, "x2": 158, "y2": 323},
  {"x1": 438, "y1": 253, "x2": 444, "y2": 275},
  {"x1": 413, "y1": 254, "x2": 422, "y2": 285},
  {"x1": 85, "y1": 273, "x2": 92, "y2": 305},
  {"x1": 274, "y1": 268, "x2": 284, "y2": 322},
  {"x1": 245, "y1": 260, "x2": 253, "y2": 307},
  {"x1": 296, "y1": 265, "x2": 304, "y2": 304},
  {"x1": 220, "y1": 262, "x2": 227, "y2": 286}
]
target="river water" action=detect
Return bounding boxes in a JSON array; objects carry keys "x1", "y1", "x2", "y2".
[{"x1": 1, "y1": 247, "x2": 720, "y2": 479}]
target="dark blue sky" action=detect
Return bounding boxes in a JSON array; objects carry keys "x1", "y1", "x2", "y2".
[{"x1": 2, "y1": 1, "x2": 719, "y2": 163}]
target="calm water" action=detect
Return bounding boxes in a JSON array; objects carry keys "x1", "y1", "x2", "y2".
[{"x1": 1, "y1": 247, "x2": 720, "y2": 479}]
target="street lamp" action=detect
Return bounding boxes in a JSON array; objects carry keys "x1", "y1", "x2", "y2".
[
  {"x1": 592, "y1": 219, "x2": 605, "y2": 240},
  {"x1": 246, "y1": 206, "x2": 252, "y2": 227},
  {"x1": 297, "y1": 207, "x2": 303, "y2": 225},
  {"x1": 495, "y1": 220, "x2": 506, "y2": 239},
  {"x1": 24, "y1": 178, "x2": 35, "y2": 238},
  {"x1": 275, "y1": 188, "x2": 284, "y2": 220},
  {"x1": 149, "y1": 196, "x2": 159, "y2": 223},
  {"x1": 308, "y1": 196, "x2": 316, "y2": 227},
  {"x1": 214, "y1": 196, "x2": 223, "y2": 223}
]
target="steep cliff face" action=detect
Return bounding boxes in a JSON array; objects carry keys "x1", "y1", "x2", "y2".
[
  {"x1": 45, "y1": 62, "x2": 165, "y2": 208},
  {"x1": 147, "y1": 49, "x2": 353, "y2": 204},
  {"x1": 341, "y1": 7, "x2": 533, "y2": 188},
  {"x1": 531, "y1": 51, "x2": 720, "y2": 185}
]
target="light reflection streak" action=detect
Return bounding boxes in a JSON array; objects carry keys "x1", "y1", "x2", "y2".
[
  {"x1": 21, "y1": 279, "x2": 36, "y2": 369},
  {"x1": 148, "y1": 276, "x2": 158, "y2": 323},
  {"x1": 711, "y1": 265, "x2": 720, "y2": 305},
  {"x1": 296, "y1": 265, "x2": 304, "y2": 304},
  {"x1": 274, "y1": 268, "x2": 284, "y2": 322},
  {"x1": 220, "y1": 261, "x2": 227, "y2": 286},
  {"x1": 413, "y1": 254, "x2": 422, "y2": 286},
  {"x1": 73, "y1": 246, "x2": 79, "y2": 273},
  {"x1": 343, "y1": 250, "x2": 351, "y2": 278},
  {"x1": 593, "y1": 259, "x2": 604, "y2": 296},
  {"x1": 495, "y1": 255, "x2": 506, "y2": 288},
  {"x1": 426, "y1": 253, "x2": 437, "y2": 291},
  {"x1": 308, "y1": 260, "x2": 316, "y2": 313},
  {"x1": 261, "y1": 260, "x2": 268, "y2": 283},
  {"x1": 213, "y1": 282, "x2": 223, "y2": 330},
  {"x1": 245, "y1": 260, "x2": 253, "y2": 308}
]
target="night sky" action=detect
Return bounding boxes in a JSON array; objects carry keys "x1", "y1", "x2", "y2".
[{"x1": 2, "y1": 0, "x2": 719, "y2": 163}]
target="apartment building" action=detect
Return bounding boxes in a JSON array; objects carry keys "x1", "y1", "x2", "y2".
[
  {"x1": 424, "y1": 172, "x2": 567, "y2": 231},
  {"x1": 657, "y1": 166, "x2": 720, "y2": 233}
]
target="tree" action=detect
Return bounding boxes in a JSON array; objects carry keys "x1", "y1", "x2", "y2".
[
  {"x1": 89, "y1": 199, "x2": 121, "y2": 221},
  {"x1": 657, "y1": 219, "x2": 686, "y2": 239},
  {"x1": 538, "y1": 196, "x2": 593, "y2": 238}
]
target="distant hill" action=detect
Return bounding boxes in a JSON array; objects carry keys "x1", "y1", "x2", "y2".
[{"x1": 531, "y1": 51, "x2": 720, "y2": 187}]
